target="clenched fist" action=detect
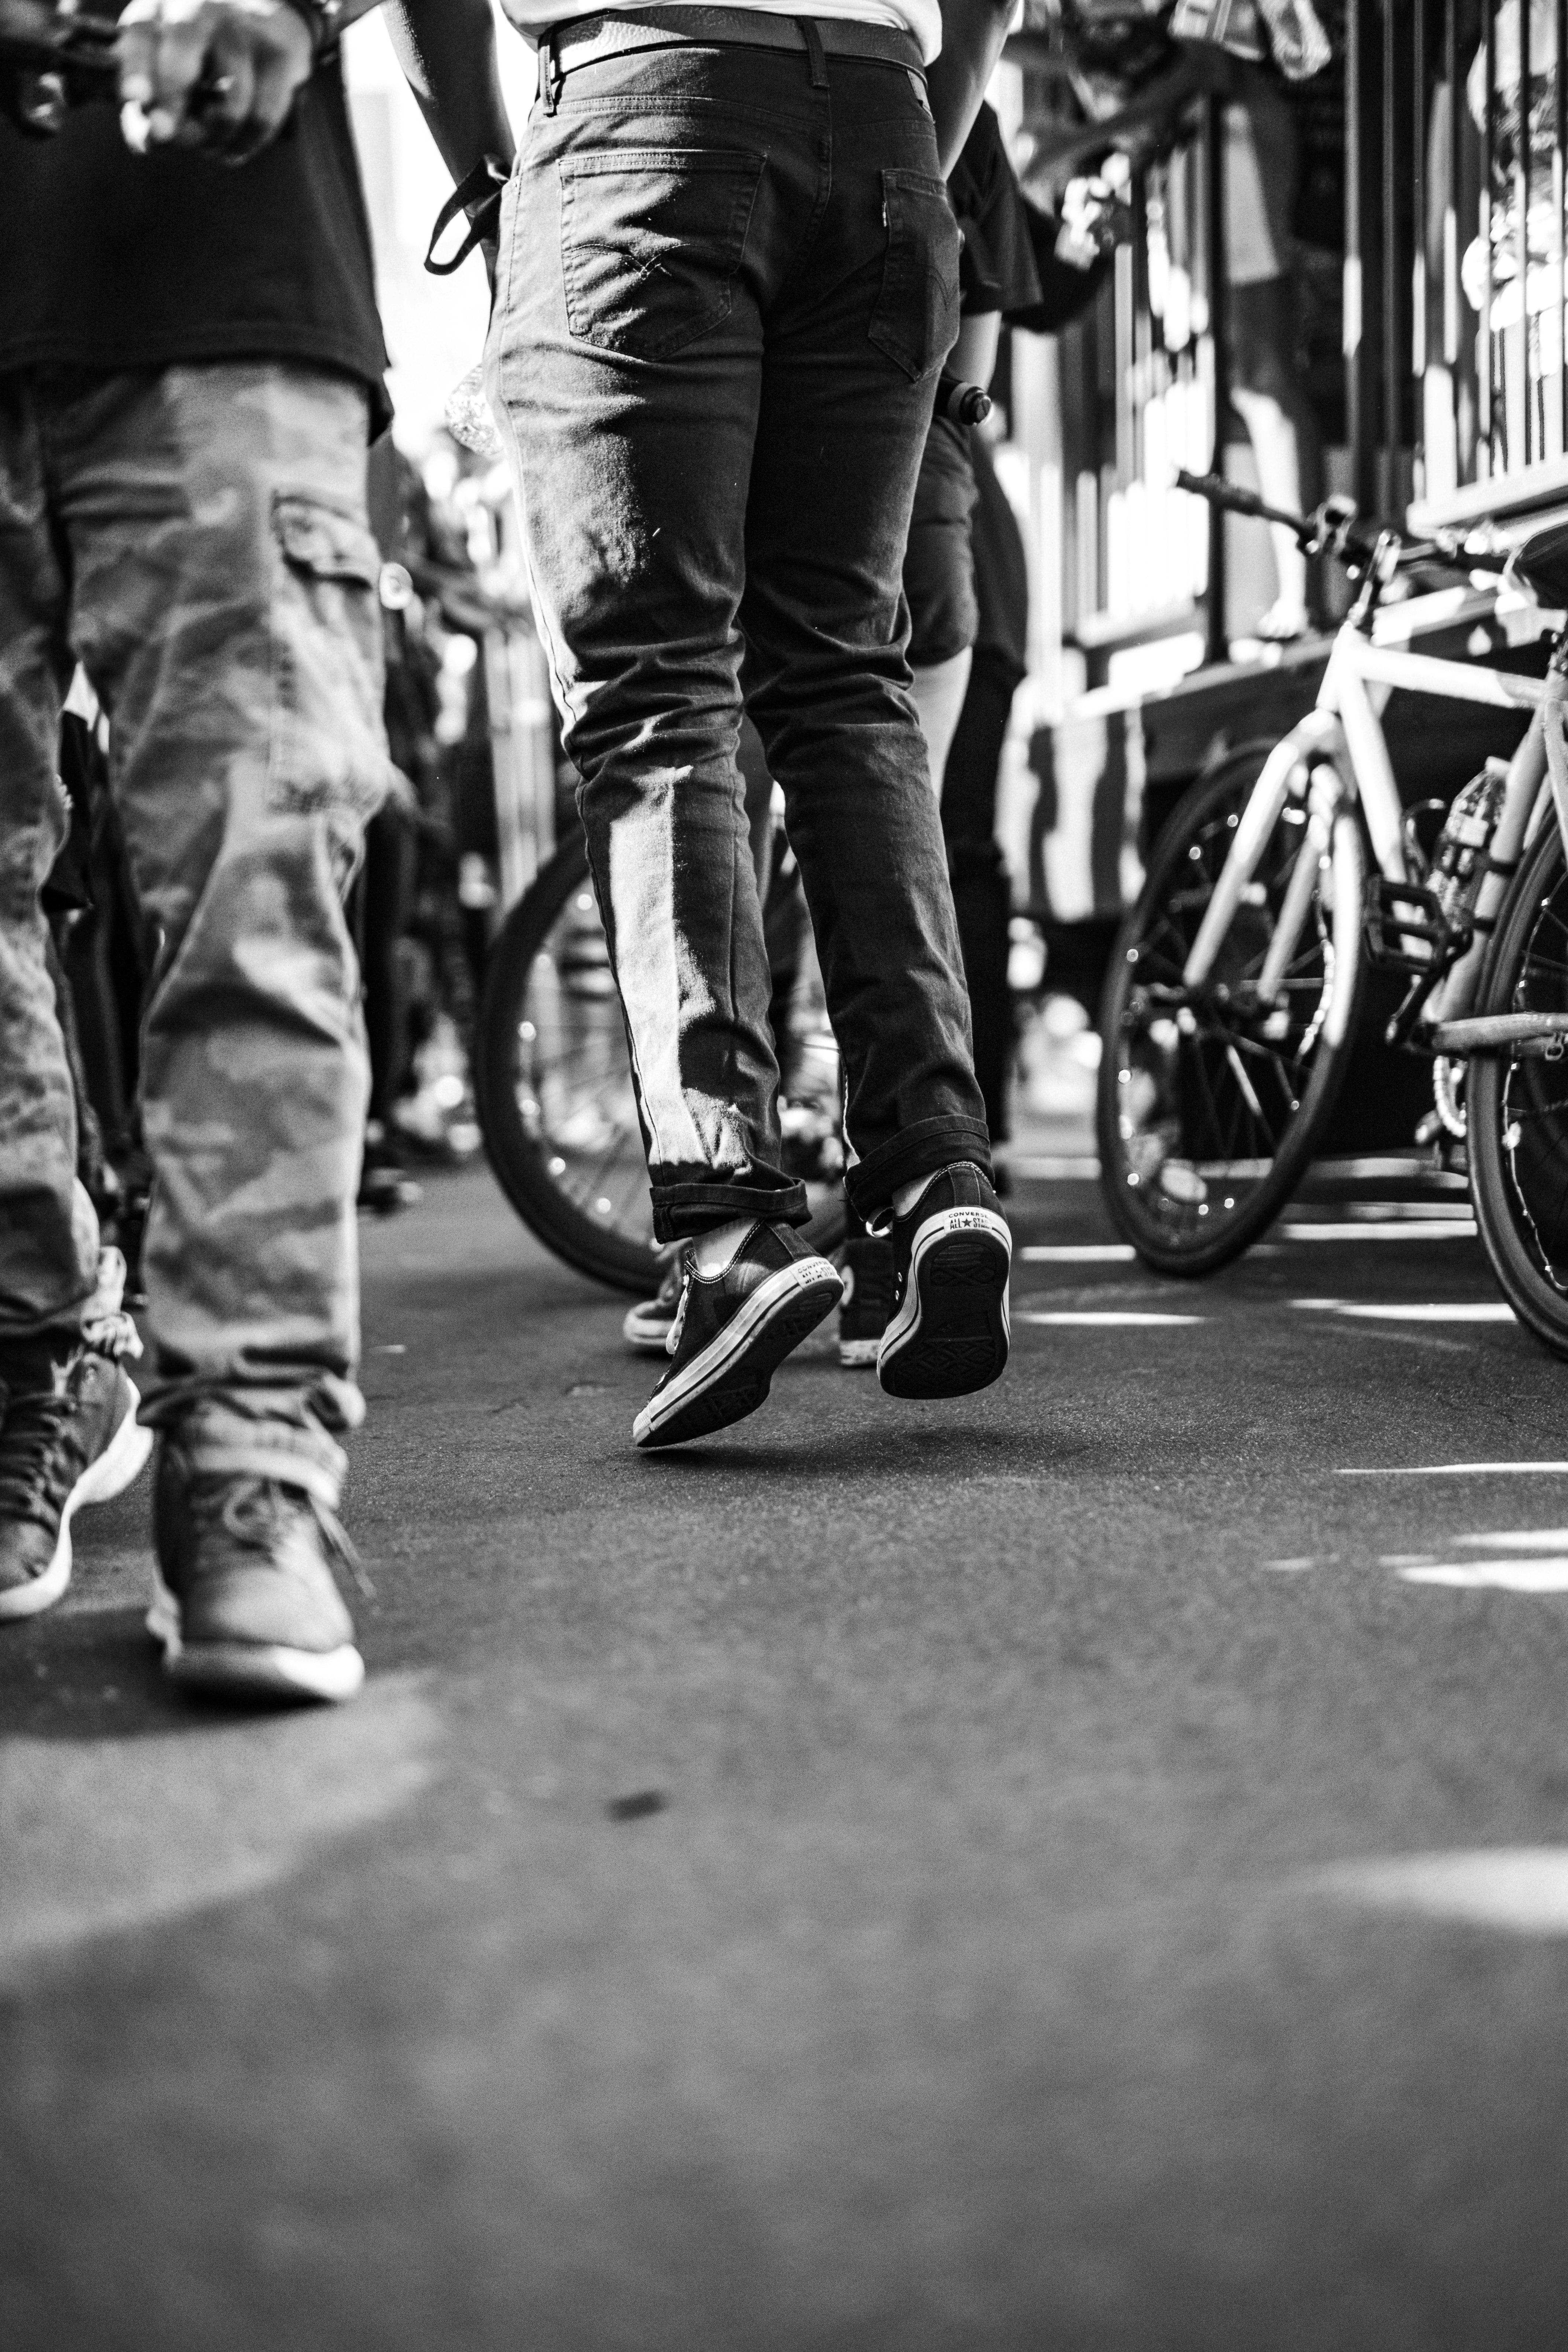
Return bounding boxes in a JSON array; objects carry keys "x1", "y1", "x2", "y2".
[{"x1": 116, "y1": 0, "x2": 313, "y2": 158}]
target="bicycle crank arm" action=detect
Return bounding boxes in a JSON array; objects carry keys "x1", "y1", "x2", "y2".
[{"x1": 1426, "y1": 1012, "x2": 1568, "y2": 1054}]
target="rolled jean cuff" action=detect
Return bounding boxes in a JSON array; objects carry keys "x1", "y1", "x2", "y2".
[
  {"x1": 651, "y1": 1176, "x2": 810, "y2": 1244},
  {"x1": 138, "y1": 1396, "x2": 351, "y2": 1510},
  {"x1": 845, "y1": 1115, "x2": 993, "y2": 1221}
]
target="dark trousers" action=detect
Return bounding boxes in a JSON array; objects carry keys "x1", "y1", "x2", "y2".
[
  {"x1": 485, "y1": 38, "x2": 990, "y2": 1239},
  {"x1": 941, "y1": 649, "x2": 1022, "y2": 1142}
]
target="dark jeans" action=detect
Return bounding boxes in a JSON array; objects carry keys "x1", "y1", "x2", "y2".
[{"x1": 485, "y1": 35, "x2": 991, "y2": 1240}]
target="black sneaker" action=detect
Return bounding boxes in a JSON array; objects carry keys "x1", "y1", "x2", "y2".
[
  {"x1": 632, "y1": 1222, "x2": 843, "y2": 1449},
  {"x1": 838, "y1": 1234, "x2": 896, "y2": 1368},
  {"x1": 0, "y1": 1344, "x2": 152, "y2": 1622},
  {"x1": 876, "y1": 1162, "x2": 1011, "y2": 1399},
  {"x1": 147, "y1": 1441, "x2": 365, "y2": 1703},
  {"x1": 622, "y1": 1250, "x2": 683, "y2": 1355}
]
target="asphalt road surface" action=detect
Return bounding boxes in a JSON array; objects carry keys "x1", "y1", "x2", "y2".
[{"x1": 6, "y1": 1145, "x2": 1568, "y2": 2349}]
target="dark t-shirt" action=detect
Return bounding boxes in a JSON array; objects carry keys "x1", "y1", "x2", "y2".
[
  {"x1": 0, "y1": 27, "x2": 387, "y2": 425},
  {"x1": 906, "y1": 105, "x2": 1041, "y2": 667}
]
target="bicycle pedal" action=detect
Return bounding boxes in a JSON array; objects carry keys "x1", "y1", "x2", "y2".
[{"x1": 1364, "y1": 876, "x2": 1466, "y2": 975}]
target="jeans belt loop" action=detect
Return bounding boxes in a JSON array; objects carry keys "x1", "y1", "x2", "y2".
[
  {"x1": 798, "y1": 16, "x2": 828, "y2": 84},
  {"x1": 538, "y1": 26, "x2": 561, "y2": 113}
]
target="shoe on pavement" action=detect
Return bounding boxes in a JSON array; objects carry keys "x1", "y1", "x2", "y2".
[
  {"x1": 876, "y1": 1162, "x2": 1011, "y2": 1399},
  {"x1": 622, "y1": 1250, "x2": 683, "y2": 1355},
  {"x1": 0, "y1": 1345, "x2": 153, "y2": 1622},
  {"x1": 838, "y1": 1234, "x2": 895, "y2": 1368},
  {"x1": 633, "y1": 1221, "x2": 842, "y2": 1449},
  {"x1": 148, "y1": 1442, "x2": 365, "y2": 1704}
]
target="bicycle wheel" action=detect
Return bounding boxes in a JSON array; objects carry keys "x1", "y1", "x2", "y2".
[
  {"x1": 476, "y1": 833, "x2": 846, "y2": 1294},
  {"x1": 1468, "y1": 818, "x2": 1568, "y2": 1356},
  {"x1": 1096, "y1": 746, "x2": 1367, "y2": 1274}
]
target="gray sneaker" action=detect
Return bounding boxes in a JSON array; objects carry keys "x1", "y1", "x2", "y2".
[
  {"x1": 147, "y1": 1440, "x2": 365, "y2": 1704},
  {"x1": 0, "y1": 1345, "x2": 152, "y2": 1622}
]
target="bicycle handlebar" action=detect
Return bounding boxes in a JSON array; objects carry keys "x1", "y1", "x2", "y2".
[{"x1": 1174, "y1": 467, "x2": 1515, "y2": 584}]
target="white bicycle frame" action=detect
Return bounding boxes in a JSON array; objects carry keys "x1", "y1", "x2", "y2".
[{"x1": 1181, "y1": 595, "x2": 1568, "y2": 1055}]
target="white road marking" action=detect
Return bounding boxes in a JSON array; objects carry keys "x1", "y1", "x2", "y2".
[
  {"x1": 1458, "y1": 1529, "x2": 1568, "y2": 1548},
  {"x1": 1017, "y1": 1311, "x2": 1203, "y2": 1327},
  {"x1": 1009, "y1": 1156, "x2": 1102, "y2": 1180},
  {"x1": 1338, "y1": 1462, "x2": 1568, "y2": 1476},
  {"x1": 1316, "y1": 1849, "x2": 1568, "y2": 1934},
  {"x1": 1261, "y1": 1555, "x2": 1331, "y2": 1571},
  {"x1": 1020, "y1": 1244, "x2": 1136, "y2": 1263},
  {"x1": 1400, "y1": 1559, "x2": 1568, "y2": 1590},
  {"x1": 1293, "y1": 1299, "x2": 1513, "y2": 1321},
  {"x1": 1279, "y1": 1221, "x2": 1477, "y2": 1241}
]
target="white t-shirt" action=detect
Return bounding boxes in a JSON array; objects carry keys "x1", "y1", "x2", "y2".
[{"x1": 501, "y1": 1, "x2": 944, "y2": 69}]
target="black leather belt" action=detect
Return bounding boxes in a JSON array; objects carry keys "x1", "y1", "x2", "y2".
[{"x1": 537, "y1": 8, "x2": 926, "y2": 108}]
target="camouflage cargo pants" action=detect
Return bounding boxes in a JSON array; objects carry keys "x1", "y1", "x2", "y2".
[{"x1": 0, "y1": 362, "x2": 387, "y2": 1505}]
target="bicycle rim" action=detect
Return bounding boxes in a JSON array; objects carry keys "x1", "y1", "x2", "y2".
[
  {"x1": 1469, "y1": 821, "x2": 1568, "y2": 1356},
  {"x1": 477, "y1": 836, "x2": 846, "y2": 1294},
  {"x1": 1096, "y1": 751, "x2": 1365, "y2": 1273}
]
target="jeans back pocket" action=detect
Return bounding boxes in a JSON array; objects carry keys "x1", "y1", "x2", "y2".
[
  {"x1": 559, "y1": 148, "x2": 762, "y2": 360},
  {"x1": 868, "y1": 168, "x2": 961, "y2": 382}
]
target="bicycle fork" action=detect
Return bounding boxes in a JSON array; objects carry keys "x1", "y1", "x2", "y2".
[{"x1": 1181, "y1": 711, "x2": 1359, "y2": 1045}]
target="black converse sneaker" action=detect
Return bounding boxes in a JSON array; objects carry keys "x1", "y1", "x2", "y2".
[
  {"x1": 838, "y1": 1234, "x2": 896, "y2": 1368},
  {"x1": 876, "y1": 1162, "x2": 1011, "y2": 1399},
  {"x1": 622, "y1": 1250, "x2": 683, "y2": 1355},
  {"x1": 633, "y1": 1222, "x2": 843, "y2": 1449}
]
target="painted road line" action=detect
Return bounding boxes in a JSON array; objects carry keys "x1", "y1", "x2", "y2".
[
  {"x1": 1009, "y1": 1156, "x2": 1102, "y2": 1180},
  {"x1": 1261, "y1": 1555, "x2": 1336, "y2": 1571},
  {"x1": 1279, "y1": 1221, "x2": 1478, "y2": 1241},
  {"x1": 1293, "y1": 1299, "x2": 1514, "y2": 1321},
  {"x1": 1020, "y1": 1244, "x2": 1137, "y2": 1263},
  {"x1": 1315, "y1": 1849, "x2": 1568, "y2": 1934},
  {"x1": 1016, "y1": 1311, "x2": 1203, "y2": 1328},
  {"x1": 1399, "y1": 1558, "x2": 1568, "y2": 1590},
  {"x1": 1337, "y1": 1462, "x2": 1568, "y2": 1476},
  {"x1": 1458, "y1": 1529, "x2": 1568, "y2": 1548}
]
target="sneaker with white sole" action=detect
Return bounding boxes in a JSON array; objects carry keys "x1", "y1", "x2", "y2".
[
  {"x1": 0, "y1": 1344, "x2": 153, "y2": 1622},
  {"x1": 633, "y1": 1221, "x2": 843, "y2": 1449},
  {"x1": 147, "y1": 1441, "x2": 365, "y2": 1704},
  {"x1": 622, "y1": 1251, "x2": 683, "y2": 1355},
  {"x1": 876, "y1": 1162, "x2": 1011, "y2": 1399}
]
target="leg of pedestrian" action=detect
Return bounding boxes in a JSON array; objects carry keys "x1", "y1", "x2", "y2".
[
  {"x1": 485, "y1": 42, "x2": 856, "y2": 1449},
  {"x1": 57, "y1": 362, "x2": 388, "y2": 1701},
  {"x1": 0, "y1": 381, "x2": 152, "y2": 1627},
  {"x1": 736, "y1": 56, "x2": 1011, "y2": 1400}
]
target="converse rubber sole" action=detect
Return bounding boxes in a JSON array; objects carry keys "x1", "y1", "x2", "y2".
[
  {"x1": 877, "y1": 1207, "x2": 1012, "y2": 1399},
  {"x1": 633, "y1": 1255, "x2": 843, "y2": 1449},
  {"x1": 0, "y1": 1381, "x2": 153, "y2": 1622},
  {"x1": 145, "y1": 1572, "x2": 366, "y2": 1704}
]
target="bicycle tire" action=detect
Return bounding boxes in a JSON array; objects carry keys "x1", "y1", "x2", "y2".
[
  {"x1": 476, "y1": 833, "x2": 847, "y2": 1294},
  {"x1": 1096, "y1": 746, "x2": 1367, "y2": 1275},
  {"x1": 1467, "y1": 817, "x2": 1568, "y2": 1357}
]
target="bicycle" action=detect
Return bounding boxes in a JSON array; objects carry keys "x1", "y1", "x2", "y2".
[{"x1": 1097, "y1": 467, "x2": 1568, "y2": 1356}]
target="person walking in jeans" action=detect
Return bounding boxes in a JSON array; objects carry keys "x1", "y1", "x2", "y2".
[{"x1": 392, "y1": 0, "x2": 1018, "y2": 1448}]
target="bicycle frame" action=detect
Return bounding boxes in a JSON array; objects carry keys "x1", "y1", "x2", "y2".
[{"x1": 1181, "y1": 596, "x2": 1568, "y2": 1051}]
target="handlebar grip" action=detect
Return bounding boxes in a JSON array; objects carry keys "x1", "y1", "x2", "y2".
[{"x1": 1174, "y1": 467, "x2": 1269, "y2": 521}]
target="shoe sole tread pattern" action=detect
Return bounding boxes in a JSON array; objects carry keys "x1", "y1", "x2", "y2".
[
  {"x1": 146, "y1": 1575, "x2": 365, "y2": 1704},
  {"x1": 634, "y1": 1259, "x2": 842, "y2": 1448},
  {"x1": 0, "y1": 1382, "x2": 153, "y2": 1622},
  {"x1": 878, "y1": 1208, "x2": 1012, "y2": 1400}
]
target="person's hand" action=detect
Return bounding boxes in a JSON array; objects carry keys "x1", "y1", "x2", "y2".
[
  {"x1": 116, "y1": 0, "x2": 312, "y2": 159},
  {"x1": 1056, "y1": 174, "x2": 1127, "y2": 270}
]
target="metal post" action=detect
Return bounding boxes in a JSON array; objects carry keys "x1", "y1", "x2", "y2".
[{"x1": 1205, "y1": 93, "x2": 1228, "y2": 666}]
